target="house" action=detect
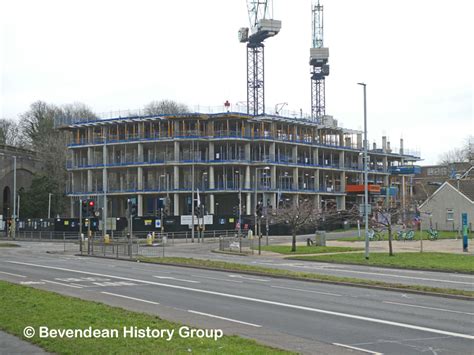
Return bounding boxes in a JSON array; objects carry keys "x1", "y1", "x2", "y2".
[{"x1": 419, "y1": 180, "x2": 474, "y2": 231}]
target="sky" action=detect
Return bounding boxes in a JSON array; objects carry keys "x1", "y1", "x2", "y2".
[{"x1": 1, "y1": 0, "x2": 472, "y2": 164}]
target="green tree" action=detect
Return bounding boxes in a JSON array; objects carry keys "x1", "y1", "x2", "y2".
[{"x1": 19, "y1": 174, "x2": 58, "y2": 218}]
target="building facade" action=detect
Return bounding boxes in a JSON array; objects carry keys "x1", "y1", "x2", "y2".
[{"x1": 63, "y1": 112, "x2": 420, "y2": 220}]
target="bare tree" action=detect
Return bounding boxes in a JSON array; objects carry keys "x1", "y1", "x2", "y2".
[
  {"x1": 144, "y1": 100, "x2": 189, "y2": 115},
  {"x1": 438, "y1": 135, "x2": 472, "y2": 164},
  {"x1": 0, "y1": 119, "x2": 25, "y2": 147},
  {"x1": 271, "y1": 199, "x2": 320, "y2": 252},
  {"x1": 369, "y1": 203, "x2": 402, "y2": 256},
  {"x1": 18, "y1": 101, "x2": 97, "y2": 216}
]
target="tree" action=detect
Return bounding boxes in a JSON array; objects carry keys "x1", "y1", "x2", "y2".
[
  {"x1": 0, "y1": 118, "x2": 24, "y2": 147},
  {"x1": 271, "y1": 199, "x2": 320, "y2": 252},
  {"x1": 369, "y1": 200, "x2": 405, "y2": 256},
  {"x1": 143, "y1": 100, "x2": 189, "y2": 115},
  {"x1": 438, "y1": 135, "x2": 473, "y2": 164},
  {"x1": 19, "y1": 174, "x2": 58, "y2": 218},
  {"x1": 18, "y1": 101, "x2": 97, "y2": 216}
]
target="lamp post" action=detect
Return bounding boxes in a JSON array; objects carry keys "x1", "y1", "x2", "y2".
[
  {"x1": 235, "y1": 170, "x2": 242, "y2": 236},
  {"x1": 255, "y1": 166, "x2": 270, "y2": 254},
  {"x1": 191, "y1": 140, "x2": 196, "y2": 243},
  {"x1": 48, "y1": 193, "x2": 53, "y2": 218},
  {"x1": 358, "y1": 82, "x2": 369, "y2": 260}
]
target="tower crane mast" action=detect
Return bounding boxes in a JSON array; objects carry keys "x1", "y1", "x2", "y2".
[
  {"x1": 310, "y1": 0, "x2": 330, "y2": 121},
  {"x1": 239, "y1": 0, "x2": 281, "y2": 116}
]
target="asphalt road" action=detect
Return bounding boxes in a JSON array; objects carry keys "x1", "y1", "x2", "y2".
[
  {"x1": 155, "y1": 240, "x2": 474, "y2": 292},
  {"x1": 1, "y1": 245, "x2": 473, "y2": 354}
]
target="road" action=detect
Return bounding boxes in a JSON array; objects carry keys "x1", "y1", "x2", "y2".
[{"x1": 1, "y1": 245, "x2": 473, "y2": 354}]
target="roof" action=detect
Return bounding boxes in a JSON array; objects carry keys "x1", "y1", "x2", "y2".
[{"x1": 419, "y1": 180, "x2": 474, "y2": 209}]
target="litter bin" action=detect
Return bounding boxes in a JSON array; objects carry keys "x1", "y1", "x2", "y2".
[{"x1": 315, "y1": 231, "x2": 326, "y2": 246}]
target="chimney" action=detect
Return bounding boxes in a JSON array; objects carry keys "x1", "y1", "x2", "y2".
[
  {"x1": 387, "y1": 141, "x2": 391, "y2": 152},
  {"x1": 373, "y1": 142, "x2": 377, "y2": 150},
  {"x1": 400, "y1": 138, "x2": 404, "y2": 155}
]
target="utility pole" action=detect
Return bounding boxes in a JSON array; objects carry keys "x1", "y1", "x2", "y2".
[
  {"x1": 358, "y1": 82, "x2": 369, "y2": 260},
  {"x1": 191, "y1": 140, "x2": 195, "y2": 243},
  {"x1": 12, "y1": 156, "x2": 16, "y2": 240},
  {"x1": 48, "y1": 193, "x2": 53, "y2": 218},
  {"x1": 79, "y1": 199, "x2": 83, "y2": 254}
]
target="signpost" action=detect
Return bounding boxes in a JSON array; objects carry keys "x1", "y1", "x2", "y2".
[{"x1": 462, "y1": 213, "x2": 468, "y2": 252}]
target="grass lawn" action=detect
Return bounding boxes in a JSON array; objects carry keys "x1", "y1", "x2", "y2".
[
  {"x1": 138, "y1": 257, "x2": 474, "y2": 298},
  {"x1": 291, "y1": 252, "x2": 474, "y2": 273},
  {"x1": 0, "y1": 243, "x2": 20, "y2": 248},
  {"x1": 258, "y1": 245, "x2": 362, "y2": 255},
  {"x1": 337, "y1": 230, "x2": 465, "y2": 242},
  {"x1": 0, "y1": 281, "x2": 290, "y2": 354}
]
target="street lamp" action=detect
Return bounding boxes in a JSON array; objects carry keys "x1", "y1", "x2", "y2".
[
  {"x1": 358, "y1": 82, "x2": 369, "y2": 260},
  {"x1": 48, "y1": 193, "x2": 53, "y2": 218},
  {"x1": 235, "y1": 170, "x2": 242, "y2": 236},
  {"x1": 255, "y1": 166, "x2": 270, "y2": 254}
]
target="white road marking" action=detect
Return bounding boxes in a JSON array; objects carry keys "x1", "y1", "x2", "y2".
[
  {"x1": 188, "y1": 310, "x2": 261, "y2": 327},
  {"x1": 271, "y1": 285, "x2": 342, "y2": 297},
  {"x1": 0, "y1": 271, "x2": 26, "y2": 278},
  {"x1": 383, "y1": 301, "x2": 474, "y2": 316},
  {"x1": 333, "y1": 342, "x2": 383, "y2": 355},
  {"x1": 101, "y1": 292, "x2": 160, "y2": 305},
  {"x1": 191, "y1": 274, "x2": 243, "y2": 283},
  {"x1": 153, "y1": 276, "x2": 200, "y2": 283},
  {"x1": 311, "y1": 268, "x2": 473, "y2": 285},
  {"x1": 228, "y1": 274, "x2": 270, "y2": 282},
  {"x1": 20, "y1": 281, "x2": 46, "y2": 285},
  {"x1": 7, "y1": 261, "x2": 474, "y2": 340},
  {"x1": 42, "y1": 279, "x2": 83, "y2": 289}
]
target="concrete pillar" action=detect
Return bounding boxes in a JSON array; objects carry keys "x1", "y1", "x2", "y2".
[
  {"x1": 314, "y1": 170, "x2": 320, "y2": 191},
  {"x1": 336, "y1": 196, "x2": 346, "y2": 211},
  {"x1": 70, "y1": 198, "x2": 75, "y2": 218},
  {"x1": 137, "y1": 167, "x2": 143, "y2": 190},
  {"x1": 87, "y1": 170, "x2": 92, "y2": 192},
  {"x1": 138, "y1": 143, "x2": 144, "y2": 162},
  {"x1": 313, "y1": 148, "x2": 319, "y2": 165},
  {"x1": 245, "y1": 166, "x2": 251, "y2": 189},
  {"x1": 245, "y1": 143, "x2": 251, "y2": 161},
  {"x1": 173, "y1": 166, "x2": 179, "y2": 189},
  {"x1": 246, "y1": 193, "x2": 252, "y2": 215},
  {"x1": 339, "y1": 151, "x2": 345, "y2": 168},
  {"x1": 382, "y1": 136, "x2": 387, "y2": 152},
  {"x1": 174, "y1": 141, "x2": 180, "y2": 162},
  {"x1": 357, "y1": 133, "x2": 362, "y2": 149},
  {"x1": 209, "y1": 166, "x2": 215, "y2": 189},
  {"x1": 400, "y1": 138, "x2": 404, "y2": 155},
  {"x1": 292, "y1": 145, "x2": 297, "y2": 163},
  {"x1": 340, "y1": 171, "x2": 346, "y2": 192},
  {"x1": 271, "y1": 166, "x2": 276, "y2": 189},
  {"x1": 209, "y1": 194, "x2": 215, "y2": 214},
  {"x1": 339, "y1": 133, "x2": 344, "y2": 147},
  {"x1": 293, "y1": 167, "x2": 299, "y2": 190},
  {"x1": 383, "y1": 156, "x2": 388, "y2": 173},
  {"x1": 314, "y1": 194, "x2": 321, "y2": 209},
  {"x1": 269, "y1": 142, "x2": 276, "y2": 161},
  {"x1": 87, "y1": 147, "x2": 93, "y2": 164},
  {"x1": 137, "y1": 194, "x2": 143, "y2": 217},
  {"x1": 208, "y1": 141, "x2": 215, "y2": 160},
  {"x1": 173, "y1": 194, "x2": 179, "y2": 216}
]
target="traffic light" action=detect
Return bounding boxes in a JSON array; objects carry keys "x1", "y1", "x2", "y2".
[
  {"x1": 88, "y1": 200, "x2": 95, "y2": 217},
  {"x1": 81, "y1": 200, "x2": 88, "y2": 217},
  {"x1": 127, "y1": 198, "x2": 137, "y2": 217},
  {"x1": 256, "y1": 202, "x2": 263, "y2": 218},
  {"x1": 131, "y1": 202, "x2": 137, "y2": 217}
]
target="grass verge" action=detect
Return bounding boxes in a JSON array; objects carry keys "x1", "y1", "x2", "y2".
[
  {"x1": 0, "y1": 243, "x2": 20, "y2": 248},
  {"x1": 258, "y1": 245, "x2": 362, "y2": 255},
  {"x1": 337, "y1": 230, "x2": 466, "y2": 242},
  {"x1": 138, "y1": 257, "x2": 474, "y2": 298},
  {"x1": 291, "y1": 252, "x2": 474, "y2": 273},
  {"x1": 0, "y1": 281, "x2": 290, "y2": 354}
]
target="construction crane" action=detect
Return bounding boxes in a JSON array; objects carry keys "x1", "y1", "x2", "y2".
[
  {"x1": 310, "y1": 0, "x2": 330, "y2": 121},
  {"x1": 239, "y1": 0, "x2": 281, "y2": 116}
]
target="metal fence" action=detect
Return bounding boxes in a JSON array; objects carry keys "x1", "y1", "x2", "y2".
[{"x1": 218, "y1": 235, "x2": 255, "y2": 255}]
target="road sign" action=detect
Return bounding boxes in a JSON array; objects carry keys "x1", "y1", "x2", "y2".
[{"x1": 359, "y1": 204, "x2": 372, "y2": 216}]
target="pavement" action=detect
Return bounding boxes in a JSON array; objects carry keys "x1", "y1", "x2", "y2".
[
  {"x1": 0, "y1": 330, "x2": 48, "y2": 354},
  {"x1": 0, "y1": 243, "x2": 473, "y2": 354}
]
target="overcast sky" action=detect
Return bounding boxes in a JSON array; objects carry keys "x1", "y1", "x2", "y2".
[{"x1": 1, "y1": 0, "x2": 472, "y2": 164}]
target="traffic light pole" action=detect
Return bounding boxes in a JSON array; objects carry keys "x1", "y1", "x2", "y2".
[{"x1": 79, "y1": 199, "x2": 83, "y2": 254}]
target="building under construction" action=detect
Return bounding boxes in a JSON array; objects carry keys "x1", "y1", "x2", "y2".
[{"x1": 63, "y1": 111, "x2": 419, "y2": 223}]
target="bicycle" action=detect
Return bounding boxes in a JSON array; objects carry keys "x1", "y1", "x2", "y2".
[
  {"x1": 396, "y1": 230, "x2": 415, "y2": 241},
  {"x1": 426, "y1": 228, "x2": 439, "y2": 241}
]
